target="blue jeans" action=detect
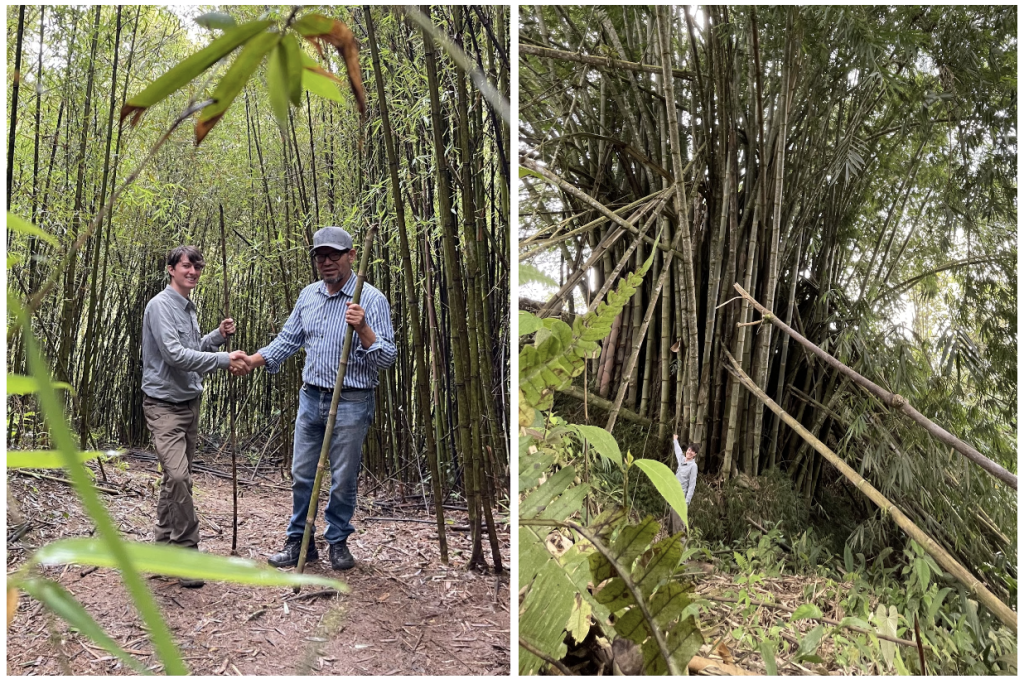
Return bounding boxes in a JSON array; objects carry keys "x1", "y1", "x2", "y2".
[{"x1": 287, "y1": 384, "x2": 375, "y2": 545}]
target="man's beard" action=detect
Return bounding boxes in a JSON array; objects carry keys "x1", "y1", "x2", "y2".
[{"x1": 323, "y1": 274, "x2": 343, "y2": 285}]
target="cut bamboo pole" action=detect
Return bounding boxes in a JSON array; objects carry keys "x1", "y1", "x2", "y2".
[
  {"x1": 219, "y1": 204, "x2": 238, "y2": 555},
  {"x1": 732, "y1": 282, "x2": 1017, "y2": 490},
  {"x1": 295, "y1": 225, "x2": 378, "y2": 581},
  {"x1": 724, "y1": 348, "x2": 1017, "y2": 633}
]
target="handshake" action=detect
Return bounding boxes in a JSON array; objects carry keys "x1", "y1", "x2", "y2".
[{"x1": 227, "y1": 351, "x2": 257, "y2": 377}]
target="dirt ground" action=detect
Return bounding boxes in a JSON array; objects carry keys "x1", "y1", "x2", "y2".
[{"x1": 6, "y1": 449, "x2": 511, "y2": 676}]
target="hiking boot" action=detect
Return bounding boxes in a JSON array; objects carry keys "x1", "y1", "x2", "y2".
[
  {"x1": 268, "y1": 538, "x2": 318, "y2": 568},
  {"x1": 178, "y1": 577, "x2": 205, "y2": 589},
  {"x1": 329, "y1": 541, "x2": 355, "y2": 571}
]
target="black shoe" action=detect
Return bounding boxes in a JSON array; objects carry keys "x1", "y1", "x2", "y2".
[
  {"x1": 329, "y1": 541, "x2": 355, "y2": 571},
  {"x1": 268, "y1": 538, "x2": 319, "y2": 568},
  {"x1": 178, "y1": 577, "x2": 205, "y2": 589}
]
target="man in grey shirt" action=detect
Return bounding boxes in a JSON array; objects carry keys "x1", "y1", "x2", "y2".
[{"x1": 141, "y1": 245, "x2": 247, "y2": 587}]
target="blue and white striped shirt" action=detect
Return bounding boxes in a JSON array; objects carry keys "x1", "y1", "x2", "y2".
[{"x1": 258, "y1": 276, "x2": 397, "y2": 389}]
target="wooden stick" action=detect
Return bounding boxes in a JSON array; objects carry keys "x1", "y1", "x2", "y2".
[
  {"x1": 295, "y1": 225, "x2": 378, "y2": 583},
  {"x1": 732, "y1": 283, "x2": 1016, "y2": 490},
  {"x1": 219, "y1": 204, "x2": 238, "y2": 555},
  {"x1": 724, "y1": 349, "x2": 1017, "y2": 633}
]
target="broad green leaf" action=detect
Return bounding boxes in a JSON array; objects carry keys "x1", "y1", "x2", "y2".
[
  {"x1": 292, "y1": 13, "x2": 334, "y2": 36},
  {"x1": 18, "y1": 577, "x2": 150, "y2": 675},
  {"x1": 639, "y1": 582, "x2": 703, "y2": 675},
  {"x1": 519, "y1": 263, "x2": 557, "y2": 288},
  {"x1": 8, "y1": 213, "x2": 59, "y2": 247},
  {"x1": 519, "y1": 165, "x2": 546, "y2": 181},
  {"x1": 8, "y1": 450, "x2": 101, "y2": 469},
  {"x1": 197, "y1": 30, "x2": 281, "y2": 142},
  {"x1": 280, "y1": 34, "x2": 303, "y2": 106},
  {"x1": 7, "y1": 373, "x2": 75, "y2": 395},
  {"x1": 837, "y1": 616, "x2": 873, "y2": 631},
  {"x1": 195, "y1": 12, "x2": 236, "y2": 30},
  {"x1": 519, "y1": 530, "x2": 550, "y2": 590},
  {"x1": 632, "y1": 459, "x2": 688, "y2": 528},
  {"x1": 122, "y1": 20, "x2": 272, "y2": 120},
  {"x1": 791, "y1": 602, "x2": 824, "y2": 621},
  {"x1": 519, "y1": 310, "x2": 543, "y2": 336},
  {"x1": 519, "y1": 560, "x2": 575, "y2": 674},
  {"x1": 566, "y1": 593, "x2": 592, "y2": 644},
  {"x1": 265, "y1": 43, "x2": 290, "y2": 130},
  {"x1": 794, "y1": 624, "x2": 825, "y2": 663},
  {"x1": 570, "y1": 424, "x2": 622, "y2": 466},
  {"x1": 33, "y1": 539, "x2": 347, "y2": 592},
  {"x1": 760, "y1": 641, "x2": 778, "y2": 676}
]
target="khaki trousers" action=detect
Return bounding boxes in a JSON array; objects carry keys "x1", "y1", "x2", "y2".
[{"x1": 142, "y1": 395, "x2": 201, "y2": 548}]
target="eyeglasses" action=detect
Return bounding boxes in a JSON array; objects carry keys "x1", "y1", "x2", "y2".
[{"x1": 313, "y1": 250, "x2": 349, "y2": 264}]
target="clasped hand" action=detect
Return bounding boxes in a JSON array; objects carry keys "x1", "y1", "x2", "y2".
[{"x1": 228, "y1": 350, "x2": 254, "y2": 376}]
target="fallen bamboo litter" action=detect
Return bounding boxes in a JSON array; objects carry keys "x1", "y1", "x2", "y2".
[
  {"x1": 733, "y1": 282, "x2": 1017, "y2": 490},
  {"x1": 724, "y1": 348, "x2": 1017, "y2": 633}
]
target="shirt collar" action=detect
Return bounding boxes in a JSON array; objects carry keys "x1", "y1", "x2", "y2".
[{"x1": 164, "y1": 285, "x2": 195, "y2": 311}]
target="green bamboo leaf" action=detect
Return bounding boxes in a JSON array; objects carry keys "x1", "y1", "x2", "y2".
[
  {"x1": 33, "y1": 539, "x2": 348, "y2": 591},
  {"x1": 632, "y1": 459, "x2": 688, "y2": 529},
  {"x1": 265, "y1": 44, "x2": 290, "y2": 130},
  {"x1": 301, "y1": 52, "x2": 344, "y2": 103},
  {"x1": 195, "y1": 12, "x2": 236, "y2": 30},
  {"x1": 18, "y1": 577, "x2": 151, "y2": 675},
  {"x1": 569, "y1": 424, "x2": 622, "y2": 466},
  {"x1": 519, "y1": 165, "x2": 546, "y2": 181},
  {"x1": 519, "y1": 311, "x2": 543, "y2": 336},
  {"x1": 292, "y1": 13, "x2": 334, "y2": 37},
  {"x1": 122, "y1": 20, "x2": 272, "y2": 122},
  {"x1": 7, "y1": 213, "x2": 58, "y2": 247},
  {"x1": 197, "y1": 31, "x2": 281, "y2": 143},
  {"x1": 280, "y1": 34, "x2": 303, "y2": 106},
  {"x1": 7, "y1": 373, "x2": 75, "y2": 395},
  {"x1": 791, "y1": 603, "x2": 824, "y2": 621},
  {"x1": 7, "y1": 450, "x2": 102, "y2": 469}
]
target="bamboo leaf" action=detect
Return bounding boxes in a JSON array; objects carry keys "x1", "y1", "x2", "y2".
[
  {"x1": 292, "y1": 13, "x2": 334, "y2": 37},
  {"x1": 280, "y1": 34, "x2": 303, "y2": 106},
  {"x1": 18, "y1": 577, "x2": 151, "y2": 675},
  {"x1": 7, "y1": 373, "x2": 74, "y2": 395},
  {"x1": 7, "y1": 213, "x2": 59, "y2": 247},
  {"x1": 194, "y1": 12, "x2": 236, "y2": 30},
  {"x1": 7, "y1": 450, "x2": 101, "y2": 469},
  {"x1": 265, "y1": 44, "x2": 290, "y2": 130},
  {"x1": 32, "y1": 539, "x2": 347, "y2": 592},
  {"x1": 301, "y1": 52, "x2": 344, "y2": 103},
  {"x1": 632, "y1": 459, "x2": 688, "y2": 529},
  {"x1": 569, "y1": 424, "x2": 622, "y2": 466},
  {"x1": 121, "y1": 19, "x2": 272, "y2": 124},
  {"x1": 197, "y1": 30, "x2": 281, "y2": 144}
]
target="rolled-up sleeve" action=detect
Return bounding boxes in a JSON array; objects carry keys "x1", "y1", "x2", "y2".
[
  {"x1": 351, "y1": 295, "x2": 397, "y2": 370},
  {"x1": 149, "y1": 299, "x2": 228, "y2": 373},
  {"x1": 258, "y1": 302, "x2": 306, "y2": 374}
]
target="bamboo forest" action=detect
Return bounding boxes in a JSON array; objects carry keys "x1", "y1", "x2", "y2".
[
  {"x1": 7, "y1": 5, "x2": 510, "y2": 675},
  {"x1": 519, "y1": 5, "x2": 1016, "y2": 676}
]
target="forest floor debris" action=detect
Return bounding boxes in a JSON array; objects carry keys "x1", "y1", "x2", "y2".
[{"x1": 7, "y1": 450, "x2": 510, "y2": 676}]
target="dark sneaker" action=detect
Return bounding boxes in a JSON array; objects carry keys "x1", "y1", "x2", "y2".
[
  {"x1": 329, "y1": 541, "x2": 355, "y2": 571},
  {"x1": 178, "y1": 578, "x2": 205, "y2": 589},
  {"x1": 268, "y1": 538, "x2": 319, "y2": 568}
]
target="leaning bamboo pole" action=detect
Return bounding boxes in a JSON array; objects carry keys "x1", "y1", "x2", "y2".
[
  {"x1": 723, "y1": 348, "x2": 1017, "y2": 633},
  {"x1": 295, "y1": 225, "x2": 378, "y2": 580},
  {"x1": 733, "y1": 283, "x2": 1017, "y2": 490}
]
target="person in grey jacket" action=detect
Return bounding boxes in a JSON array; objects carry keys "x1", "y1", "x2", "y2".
[
  {"x1": 672, "y1": 434, "x2": 699, "y2": 507},
  {"x1": 141, "y1": 245, "x2": 248, "y2": 588}
]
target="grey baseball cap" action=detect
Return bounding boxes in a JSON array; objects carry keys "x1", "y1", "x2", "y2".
[{"x1": 311, "y1": 226, "x2": 353, "y2": 253}]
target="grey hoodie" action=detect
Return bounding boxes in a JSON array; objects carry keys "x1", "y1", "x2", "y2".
[{"x1": 673, "y1": 437, "x2": 697, "y2": 505}]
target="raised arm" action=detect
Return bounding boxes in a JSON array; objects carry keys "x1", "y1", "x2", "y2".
[{"x1": 672, "y1": 434, "x2": 683, "y2": 469}]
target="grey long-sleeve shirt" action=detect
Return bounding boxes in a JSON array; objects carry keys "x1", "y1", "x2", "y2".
[
  {"x1": 673, "y1": 437, "x2": 698, "y2": 505},
  {"x1": 142, "y1": 286, "x2": 228, "y2": 402}
]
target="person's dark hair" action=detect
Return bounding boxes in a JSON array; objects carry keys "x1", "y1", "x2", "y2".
[
  {"x1": 687, "y1": 443, "x2": 700, "y2": 456},
  {"x1": 166, "y1": 245, "x2": 205, "y2": 269}
]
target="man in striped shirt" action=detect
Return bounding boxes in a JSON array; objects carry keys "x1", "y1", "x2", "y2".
[{"x1": 236, "y1": 226, "x2": 396, "y2": 570}]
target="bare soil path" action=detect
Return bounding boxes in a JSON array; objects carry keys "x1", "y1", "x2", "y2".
[{"x1": 7, "y1": 450, "x2": 511, "y2": 676}]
